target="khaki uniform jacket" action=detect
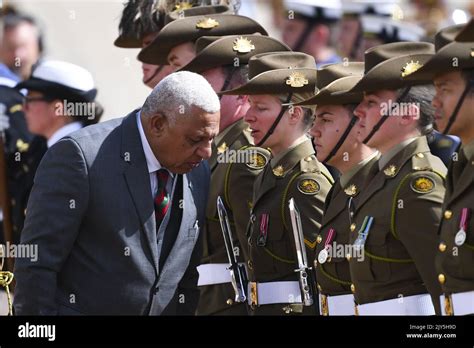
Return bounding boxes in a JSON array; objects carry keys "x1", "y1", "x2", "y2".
[
  {"x1": 197, "y1": 119, "x2": 270, "y2": 315},
  {"x1": 246, "y1": 139, "x2": 333, "y2": 315},
  {"x1": 315, "y1": 154, "x2": 380, "y2": 301},
  {"x1": 348, "y1": 136, "x2": 446, "y2": 314},
  {"x1": 436, "y1": 140, "x2": 474, "y2": 295}
]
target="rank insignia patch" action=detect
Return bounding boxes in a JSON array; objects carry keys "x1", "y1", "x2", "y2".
[
  {"x1": 411, "y1": 176, "x2": 435, "y2": 194},
  {"x1": 297, "y1": 178, "x2": 320, "y2": 195}
]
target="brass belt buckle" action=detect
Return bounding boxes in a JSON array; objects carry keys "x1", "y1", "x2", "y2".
[
  {"x1": 250, "y1": 282, "x2": 258, "y2": 309},
  {"x1": 321, "y1": 294, "x2": 329, "y2": 316},
  {"x1": 444, "y1": 294, "x2": 453, "y2": 316}
]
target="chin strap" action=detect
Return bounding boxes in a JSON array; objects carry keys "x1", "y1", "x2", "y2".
[
  {"x1": 256, "y1": 93, "x2": 293, "y2": 147},
  {"x1": 442, "y1": 77, "x2": 474, "y2": 135},
  {"x1": 143, "y1": 65, "x2": 165, "y2": 86},
  {"x1": 323, "y1": 115, "x2": 358, "y2": 163},
  {"x1": 363, "y1": 86, "x2": 412, "y2": 145},
  {"x1": 218, "y1": 66, "x2": 238, "y2": 101}
]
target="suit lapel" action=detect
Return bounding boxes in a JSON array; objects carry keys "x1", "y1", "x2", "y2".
[{"x1": 121, "y1": 112, "x2": 159, "y2": 272}]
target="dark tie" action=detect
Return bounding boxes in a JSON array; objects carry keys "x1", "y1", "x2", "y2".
[{"x1": 155, "y1": 169, "x2": 170, "y2": 229}]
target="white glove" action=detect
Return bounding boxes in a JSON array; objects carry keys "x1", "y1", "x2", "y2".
[{"x1": 0, "y1": 103, "x2": 10, "y2": 132}]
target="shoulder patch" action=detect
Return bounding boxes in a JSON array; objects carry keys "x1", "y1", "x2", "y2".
[
  {"x1": 246, "y1": 151, "x2": 269, "y2": 170},
  {"x1": 410, "y1": 176, "x2": 435, "y2": 194},
  {"x1": 297, "y1": 178, "x2": 320, "y2": 195}
]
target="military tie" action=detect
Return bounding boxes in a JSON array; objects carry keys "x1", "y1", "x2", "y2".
[{"x1": 155, "y1": 168, "x2": 170, "y2": 229}]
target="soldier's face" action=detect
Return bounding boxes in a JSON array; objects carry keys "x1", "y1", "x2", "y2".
[
  {"x1": 310, "y1": 104, "x2": 357, "y2": 164},
  {"x1": 167, "y1": 42, "x2": 196, "y2": 71},
  {"x1": 354, "y1": 90, "x2": 399, "y2": 147},
  {"x1": 202, "y1": 67, "x2": 250, "y2": 133},
  {"x1": 337, "y1": 17, "x2": 360, "y2": 59},
  {"x1": 143, "y1": 106, "x2": 219, "y2": 174},
  {"x1": 245, "y1": 95, "x2": 289, "y2": 151},
  {"x1": 141, "y1": 33, "x2": 173, "y2": 89},
  {"x1": 433, "y1": 70, "x2": 473, "y2": 136}
]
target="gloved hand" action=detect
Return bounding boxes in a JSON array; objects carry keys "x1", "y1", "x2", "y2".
[{"x1": 0, "y1": 103, "x2": 10, "y2": 132}]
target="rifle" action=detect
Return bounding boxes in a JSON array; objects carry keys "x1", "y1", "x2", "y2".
[
  {"x1": 288, "y1": 198, "x2": 317, "y2": 310},
  {"x1": 216, "y1": 196, "x2": 248, "y2": 303},
  {"x1": 0, "y1": 103, "x2": 15, "y2": 315}
]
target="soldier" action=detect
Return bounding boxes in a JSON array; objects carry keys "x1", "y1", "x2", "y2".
[
  {"x1": 220, "y1": 52, "x2": 334, "y2": 315},
  {"x1": 178, "y1": 35, "x2": 291, "y2": 315},
  {"x1": 296, "y1": 62, "x2": 380, "y2": 315},
  {"x1": 114, "y1": 1, "x2": 235, "y2": 89},
  {"x1": 404, "y1": 19, "x2": 474, "y2": 315},
  {"x1": 281, "y1": 0, "x2": 342, "y2": 66},
  {"x1": 340, "y1": 42, "x2": 447, "y2": 315},
  {"x1": 138, "y1": 6, "x2": 267, "y2": 71}
]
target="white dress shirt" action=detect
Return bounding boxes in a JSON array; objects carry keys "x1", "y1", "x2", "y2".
[
  {"x1": 136, "y1": 112, "x2": 175, "y2": 198},
  {"x1": 47, "y1": 121, "x2": 83, "y2": 148}
]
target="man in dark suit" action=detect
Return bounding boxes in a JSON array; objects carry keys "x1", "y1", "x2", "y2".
[{"x1": 13, "y1": 71, "x2": 220, "y2": 315}]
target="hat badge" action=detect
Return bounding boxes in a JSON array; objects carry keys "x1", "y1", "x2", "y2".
[
  {"x1": 196, "y1": 17, "x2": 220, "y2": 29},
  {"x1": 401, "y1": 60, "x2": 423, "y2": 77},
  {"x1": 174, "y1": 1, "x2": 193, "y2": 11},
  {"x1": 232, "y1": 37, "x2": 255, "y2": 53},
  {"x1": 286, "y1": 72, "x2": 309, "y2": 88},
  {"x1": 471, "y1": 48, "x2": 474, "y2": 58}
]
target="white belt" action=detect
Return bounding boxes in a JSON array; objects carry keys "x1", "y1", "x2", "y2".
[
  {"x1": 440, "y1": 291, "x2": 474, "y2": 316},
  {"x1": 248, "y1": 281, "x2": 302, "y2": 306},
  {"x1": 320, "y1": 294, "x2": 355, "y2": 316},
  {"x1": 197, "y1": 263, "x2": 233, "y2": 286},
  {"x1": 357, "y1": 293, "x2": 435, "y2": 315}
]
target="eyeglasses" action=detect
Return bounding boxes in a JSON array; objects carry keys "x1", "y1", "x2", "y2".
[{"x1": 23, "y1": 96, "x2": 52, "y2": 105}]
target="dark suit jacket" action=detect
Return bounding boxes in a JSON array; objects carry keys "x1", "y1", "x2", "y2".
[{"x1": 13, "y1": 111, "x2": 209, "y2": 315}]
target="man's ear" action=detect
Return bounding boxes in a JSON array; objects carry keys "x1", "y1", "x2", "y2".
[
  {"x1": 236, "y1": 94, "x2": 249, "y2": 106},
  {"x1": 287, "y1": 105, "x2": 303, "y2": 124},
  {"x1": 149, "y1": 113, "x2": 167, "y2": 136}
]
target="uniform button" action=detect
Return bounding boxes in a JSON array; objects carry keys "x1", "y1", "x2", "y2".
[
  {"x1": 313, "y1": 259, "x2": 318, "y2": 268},
  {"x1": 416, "y1": 153, "x2": 425, "y2": 158},
  {"x1": 226, "y1": 298, "x2": 234, "y2": 306},
  {"x1": 444, "y1": 210, "x2": 453, "y2": 220},
  {"x1": 438, "y1": 274, "x2": 446, "y2": 284},
  {"x1": 317, "y1": 284, "x2": 322, "y2": 292},
  {"x1": 346, "y1": 253, "x2": 352, "y2": 261},
  {"x1": 247, "y1": 260, "x2": 253, "y2": 270},
  {"x1": 316, "y1": 235, "x2": 323, "y2": 244},
  {"x1": 439, "y1": 242, "x2": 447, "y2": 252},
  {"x1": 350, "y1": 284, "x2": 356, "y2": 293},
  {"x1": 350, "y1": 223, "x2": 356, "y2": 232}
]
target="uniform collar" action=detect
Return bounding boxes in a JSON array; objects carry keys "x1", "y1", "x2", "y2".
[
  {"x1": 340, "y1": 150, "x2": 380, "y2": 188},
  {"x1": 270, "y1": 136, "x2": 308, "y2": 169},
  {"x1": 47, "y1": 121, "x2": 82, "y2": 148},
  {"x1": 270, "y1": 137, "x2": 314, "y2": 176},
  {"x1": 136, "y1": 111, "x2": 173, "y2": 178},
  {"x1": 378, "y1": 136, "x2": 418, "y2": 171}
]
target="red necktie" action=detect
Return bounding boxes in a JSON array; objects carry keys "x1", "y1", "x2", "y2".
[{"x1": 154, "y1": 169, "x2": 170, "y2": 228}]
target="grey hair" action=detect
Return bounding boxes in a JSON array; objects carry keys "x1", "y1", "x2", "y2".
[
  {"x1": 397, "y1": 84, "x2": 435, "y2": 135},
  {"x1": 141, "y1": 71, "x2": 220, "y2": 124}
]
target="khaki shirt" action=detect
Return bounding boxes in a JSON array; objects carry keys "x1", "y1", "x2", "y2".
[
  {"x1": 314, "y1": 151, "x2": 380, "y2": 300},
  {"x1": 348, "y1": 136, "x2": 447, "y2": 314},
  {"x1": 246, "y1": 139, "x2": 333, "y2": 315},
  {"x1": 197, "y1": 119, "x2": 271, "y2": 315},
  {"x1": 436, "y1": 140, "x2": 474, "y2": 296}
]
